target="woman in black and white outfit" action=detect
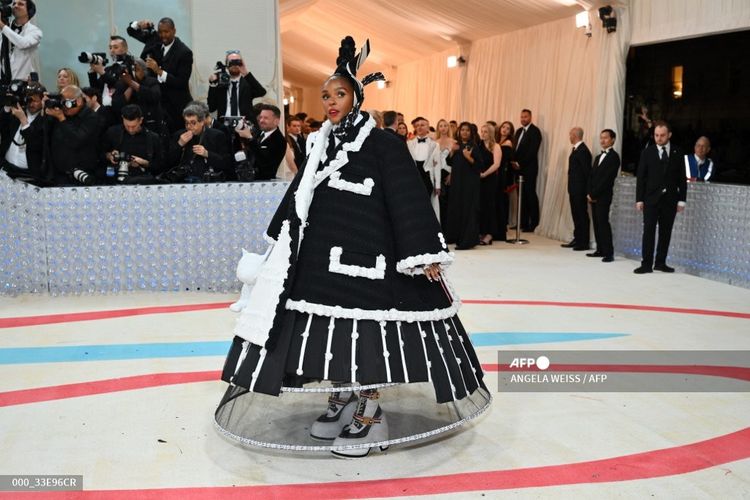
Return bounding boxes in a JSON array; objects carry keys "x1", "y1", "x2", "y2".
[{"x1": 217, "y1": 37, "x2": 489, "y2": 458}]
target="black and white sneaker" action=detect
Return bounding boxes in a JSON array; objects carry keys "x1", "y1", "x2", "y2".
[
  {"x1": 331, "y1": 393, "x2": 389, "y2": 458},
  {"x1": 310, "y1": 392, "x2": 358, "y2": 441}
]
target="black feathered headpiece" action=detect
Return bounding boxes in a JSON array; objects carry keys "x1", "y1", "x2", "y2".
[{"x1": 329, "y1": 36, "x2": 385, "y2": 137}]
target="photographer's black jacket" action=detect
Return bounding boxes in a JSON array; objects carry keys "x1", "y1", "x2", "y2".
[
  {"x1": 101, "y1": 124, "x2": 163, "y2": 179},
  {"x1": 126, "y1": 24, "x2": 193, "y2": 131},
  {"x1": 207, "y1": 73, "x2": 266, "y2": 125},
  {"x1": 168, "y1": 127, "x2": 229, "y2": 177},
  {"x1": 246, "y1": 128, "x2": 285, "y2": 181},
  {"x1": 45, "y1": 106, "x2": 101, "y2": 179},
  {"x1": 0, "y1": 110, "x2": 45, "y2": 178},
  {"x1": 111, "y1": 75, "x2": 163, "y2": 127}
]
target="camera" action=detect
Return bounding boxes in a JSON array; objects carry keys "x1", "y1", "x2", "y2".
[
  {"x1": 71, "y1": 169, "x2": 94, "y2": 186},
  {"x1": 44, "y1": 93, "x2": 77, "y2": 110},
  {"x1": 113, "y1": 152, "x2": 133, "y2": 182},
  {"x1": 234, "y1": 151, "x2": 255, "y2": 182},
  {"x1": 220, "y1": 115, "x2": 244, "y2": 129},
  {"x1": 213, "y1": 61, "x2": 231, "y2": 87},
  {"x1": 78, "y1": 52, "x2": 109, "y2": 66},
  {"x1": 0, "y1": 79, "x2": 28, "y2": 107},
  {"x1": 203, "y1": 167, "x2": 225, "y2": 183},
  {"x1": 0, "y1": 0, "x2": 12, "y2": 20},
  {"x1": 103, "y1": 54, "x2": 135, "y2": 86}
]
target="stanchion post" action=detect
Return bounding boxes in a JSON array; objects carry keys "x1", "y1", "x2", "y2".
[{"x1": 507, "y1": 175, "x2": 529, "y2": 245}]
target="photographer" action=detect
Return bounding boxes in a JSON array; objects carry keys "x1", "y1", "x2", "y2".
[
  {"x1": 127, "y1": 17, "x2": 192, "y2": 134},
  {"x1": 0, "y1": 81, "x2": 45, "y2": 182},
  {"x1": 164, "y1": 102, "x2": 228, "y2": 183},
  {"x1": 0, "y1": 0, "x2": 41, "y2": 82},
  {"x1": 235, "y1": 103, "x2": 285, "y2": 181},
  {"x1": 84, "y1": 36, "x2": 130, "y2": 108},
  {"x1": 44, "y1": 85, "x2": 100, "y2": 186},
  {"x1": 100, "y1": 104, "x2": 162, "y2": 185},
  {"x1": 112, "y1": 57, "x2": 163, "y2": 136},
  {"x1": 207, "y1": 50, "x2": 266, "y2": 128}
]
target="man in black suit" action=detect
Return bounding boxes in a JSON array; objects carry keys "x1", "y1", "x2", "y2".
[
  {"x1": 165, "y1": 102, "x2": 229, "y2": 183},
  {"x1": 634, "y1": 121, "x2": 687, "y2": 274},
  {"x1": 0, "y1": 82, "x2": 46, "y2": 183},
  {"x1": 587, "y1": 129, "x2": 621, "y2": 262},
  {"x1": 242, "y1": 104, "x2": 285, "y2": 181},
  {"x1": 511, "y1": 109, "x2": 542, "y2": 231},
  {"x1": 383, "y1": 110, "x2": 399, "y2": 136},
  {"x1": 127, "y1": 17, "x2": 192, "y2": 134},
  {"x1": 207, "y1": 50, "x2": 266, "y2": 128},
  {"x1": 285, "y1": 115, "x2": 305, "y2": 174},
  {"x1": 562, "y1": 127, "x2": 592, "y2": 251}
]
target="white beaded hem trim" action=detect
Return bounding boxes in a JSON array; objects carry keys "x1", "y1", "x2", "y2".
[
  {"x1": 328, "y1": 246, "x2": 386, "y2": 280},
  {"x1": 285, "y1": 299, "x2": 460, "y2": 322}
]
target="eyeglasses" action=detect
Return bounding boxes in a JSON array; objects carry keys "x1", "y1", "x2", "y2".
[
  {"x1": 225, "y1": 50, "x2": 241, "y2": 55},
  {"x1": 184, "y1": 119, "x2": 201, "y2": 126}
]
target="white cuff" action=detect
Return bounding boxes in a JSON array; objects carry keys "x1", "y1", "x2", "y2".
[
  {"x1": 130, "y1": 21, "x2": 140, "y2": 30},
  {"x1": 157, "y1": 71, "x2": 168, "y2": 83},
  {"x1": 396, "y1": 251, "x2": 454, "y2": 276},
  {"x1": 678, "y1": 201, "x2": 686, "y2": 207}
]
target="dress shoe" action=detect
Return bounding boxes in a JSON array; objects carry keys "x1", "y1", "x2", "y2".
[
  {"x1": 560, "y1": 241, "x2": 577, "y2": 248},
  {"x1": 586, "y1": 252, "x2": 603, "y2": 257},
  {"x1": 601, "y1": 256, "x2": 614, "y2": 263},
  {"x1": 331, "y1": 391, "x2": 389, "y2": 459},
  {"x1": 633, "y1": 266, "x2": 652, "y2": 274},
  {"x1": 572, "y1": 246, "x2": 590, "y2": 251},
  {"x1": 654, "y1": 264, "x2": 675, "y2": 273},
  {"x1": 311, "y1": 391, "x2": 359, "y2": 440}
]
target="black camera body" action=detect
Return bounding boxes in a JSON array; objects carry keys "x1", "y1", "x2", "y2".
[
  {"x1": 0, "y1": 0, "x2": 12, "y2": 20},
  {"x1": 213, "y1": 61, "x2": 231, "y2": 88},
  {"x1": 103, "y1": 54, "x2": 136, "y2": 86},
  {"x1": 44, "y1": 93, "x2": 77, "y2": 111},
  {"x1": 78, "y1": 52, "x2": 109, "y2": 66},
  {"x1": 0, "y1": 79, "x2": 28, "y2": 107},
  {"x1": 220, "y1": 115, "x2": 245, "y2": 129}
]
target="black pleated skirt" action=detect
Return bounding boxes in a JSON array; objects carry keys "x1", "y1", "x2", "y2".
[{"x1": 221, "y1": 309, "x2": 486, "y2": 404}]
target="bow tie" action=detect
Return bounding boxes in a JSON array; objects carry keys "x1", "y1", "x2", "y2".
[{"x1": 417, "y1": 137, "x2": 427, "y2": 143}]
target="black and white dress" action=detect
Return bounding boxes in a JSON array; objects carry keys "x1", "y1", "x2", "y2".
[{"x1": 218, "y1": 113, "x2": 487, "y2": 427}]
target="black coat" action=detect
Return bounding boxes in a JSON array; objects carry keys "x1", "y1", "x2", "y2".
[
  {"x1": 207, "y1": 73, "x2": 266, "y2": 124},
  {"x1": 0, "y1": 111, "x2": 45, "y2": 177},
  {"x1": 46, "y1": 106, "x2": 101, "y2": 177},
  {"x1": 249, "y1": 128, "x2": 286, "y2": 181},
  {"x1": 168, "y1": 127, "x2": 229, "y2": 177},
  {"x1": 514, "y1": 123, "x2": 542, "y2": 177},
  {"x1": 567, "y1": 143, "x2": 592, "y2": 195},
  {"x1": 636, "y1": 143, "x2": 688, "y2": 205},
  {"x1": 111, "y1": 75, "x2": 163, "y2": 127},
  {"x1": 588, "y1": 149, "x2": 621, "y2": 201},
  {"x1": 127, "y1": 25, "x2": 193, "y2": 130}
]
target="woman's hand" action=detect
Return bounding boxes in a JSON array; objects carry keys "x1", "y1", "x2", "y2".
[{"x1": 424, "y1": 264, "x2": 441, "y2": 282}]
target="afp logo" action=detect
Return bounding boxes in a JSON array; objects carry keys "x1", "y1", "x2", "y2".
[{"x1": 509, "y1": 355, "x2": 550, "y2": 370}]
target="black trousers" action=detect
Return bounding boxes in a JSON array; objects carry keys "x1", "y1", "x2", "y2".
[
  {"x1": 591, "y1": 197, "x2": 613, "y2": 257},
  {"x1": 641, "y1": 196, "x2": 678, "y2": 268},
  {"x1": 520, "y1": 172, "x2": 539, "y2": 230},
  {"x1": 569, "y1": 191, "x2": 589, "y2": 247}
]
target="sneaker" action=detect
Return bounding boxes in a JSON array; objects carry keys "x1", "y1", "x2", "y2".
[{"x1": 310, "y1": 392, "x2": 358, "y2": 441}]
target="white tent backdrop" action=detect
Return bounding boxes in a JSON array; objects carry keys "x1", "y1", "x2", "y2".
[{"x1": 285, "y1": 0, "x2": 750, "y2": 241}]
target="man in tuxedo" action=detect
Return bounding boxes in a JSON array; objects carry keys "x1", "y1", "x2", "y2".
[
  {"x1": 587, "y1": 129, "x2": 621, "y2": 262},
  {"x1": 634, "y1": 121, "x2": 687, "y2": 274},
  {"x1": 127, "y1": 17, "x2": 192, "y2": 134},
  {"x1": 0, "y1": 82, "x2": 45, "y2": 182},
  {"x1": 407, "y1": 116, "x2": 438, "y2": 196},
  {"x1": 285, "y1": 115, "x2": 305, "y2": 173},
  {"x1": 382, "y1": 110, "x2": 398, "y2": 136},
  {"x1": 245, "y1": 104, "x2": 285, "y2": 181},
  {"x1": 114, "y1": 58, "x2": 163, "y2": 136},
  {"x1": 86, "y1": 36, "x2": 130, "y2": 109},
  {"x1": 684, "y1": 136, "x2": 715, "y2": 182},
  {"x1": 207, "y1": 50, "x2": 266, "y2": 128},
  {"x1": 511, "y1": 109, "x2": 542, "y2": 231},
  {"x1": 562, "y1": 127, "x2": 592, "y2": 251},
  {"x1": 166, "y1": 102, "x2": 229, "y2": 183}
]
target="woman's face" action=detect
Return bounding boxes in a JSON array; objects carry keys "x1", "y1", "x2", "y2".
[
  {"x1": 321, "y1": 77, "x2": 354, "y2": 125},
  {"x1": 459, "y1": 125, "x2": 471, "y2": 141},
  {"x1": 480, "y1": 126, "x2": 489, "y2": 140},
  {"x1": 438, "y1": 120, "x2": 449, "y2": 136},
  {"x1": 500, "y1": 123, "x2": 511, "y2": 137},
  {"x1": 57, "y1": 70, "x2": 70, "y2": 88},
  {"x1": 397, "y1": 122, "x2": 408, "y2": 136}
]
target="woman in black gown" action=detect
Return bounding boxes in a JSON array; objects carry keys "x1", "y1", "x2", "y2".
[
  {"x1": 494, "y1": 121, "x2": 515, "y2": 241},
  {"x1": 478, "y1": 123, "x2": 502, "y2": 245},
  {"x1": 446, "y1": 122, "x2": 483, "y2": 250}
]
